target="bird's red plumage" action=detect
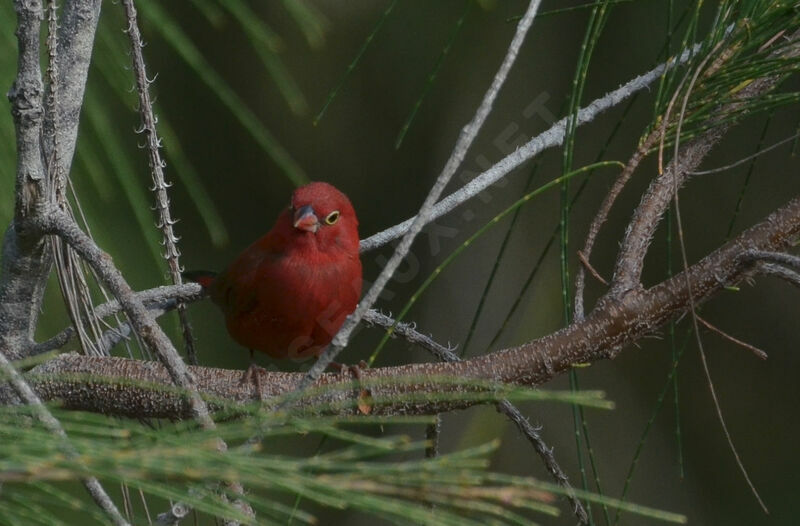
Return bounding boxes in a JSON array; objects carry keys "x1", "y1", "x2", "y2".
[{"x1": 204, "y1": 182, "x2": 362, "y2": 360}]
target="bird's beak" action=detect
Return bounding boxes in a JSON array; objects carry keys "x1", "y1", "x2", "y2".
[{"x1": 293, "y1": 204, "x2": 319, "y2": 233}]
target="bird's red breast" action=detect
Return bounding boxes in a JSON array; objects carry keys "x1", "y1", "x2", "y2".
[{"x1": 204, "y1": 182, "x2": 362, "y2": 360}]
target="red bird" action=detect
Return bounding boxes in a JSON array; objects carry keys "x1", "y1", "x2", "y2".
[{"x1": 188, "y1": 182, "x2": 362, "y2": 361}]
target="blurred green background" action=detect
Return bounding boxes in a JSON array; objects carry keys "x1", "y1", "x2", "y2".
[{"x1": 1, "y1": 0, "x2": 799, "y2": 524}]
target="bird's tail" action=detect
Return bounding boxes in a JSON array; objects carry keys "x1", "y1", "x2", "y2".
[{"x1": 182, "y1": 270, "x2": 218, "y2": 289}]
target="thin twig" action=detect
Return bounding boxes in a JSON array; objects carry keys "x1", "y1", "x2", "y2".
[
  {"x1": 695, "y1": 314, "x2": 767, "y2": 360},
  {"x1": 577, "y1": 250, "x2": 609, "y2": 287},
  {"x1": 690, "y1": 133, "x2": 800, "y2": 175},
  {"x1": 122, "y1": 0, "x2": 198, "y2": 366},
  {"x1": 757, "y1": 262, "x2": 800, "y2": 289},
  {"x1": 43, "y1": 210, "x2": 253, "y2": 524},
  {"x1": 297, "y1": 0, "x2": 544, "y2": 394},
  {"x1": 359, "y1": 37, "x2": 707, "y2": 254},
  {"x1": 33, "y1": 283, "x2": 203, "y2": 354}
]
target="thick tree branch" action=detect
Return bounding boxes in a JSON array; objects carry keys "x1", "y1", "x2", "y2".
[
  {"x1": 612, "y1": 30, "x2": 800, "y2": 292},
  {"x1": 41, "y1": 210, "x2": 218, "y2": 428},
  {"x1": 1, "y1": 0, "x2": 103, "y2": 360},
  {"x1": 1, "y1": 0, "x2": 50, "y2": 361},
  {"x1": 8, "y1": 193, "x2": 798, "y2": 416}
]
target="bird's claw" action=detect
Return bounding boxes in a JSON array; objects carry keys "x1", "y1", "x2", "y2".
[
  {"x1": 240, "y1": 362, "x2": 268, "y2": 401},
  {"x1": 327, "y1": 361, "x2": 372, "y2": 414},
  {"x1": 328, "y1": 360, "x2": 368, "y2": 379}
]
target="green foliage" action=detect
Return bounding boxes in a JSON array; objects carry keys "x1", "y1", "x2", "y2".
[
  {"x1": 0, "y1": 385, "x2": 682, "y2": 525},
  {"x1": 652, "y1": 1, "x2": 800, "y2": 148}
]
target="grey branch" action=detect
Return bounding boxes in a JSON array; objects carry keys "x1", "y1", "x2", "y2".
[
  {"x1": 121, "y1": 0, "x2": 198, "y2": 366},
  {"x1": 1, "y1": 0, "x2": 50, "y2": 362},
  {"x1": 302, "y1": 0, "x2": 543, "y2": 391},
  {"x1": 757, "y1": 263, "x2": 800, "y2": 289},
  {"x1": 359, "y1": 37, "x2": 705, "y2": 254},
  {"x1": 42, "y1": 210, "x2": 218, "y2": 430},
  {"x1": 742, "y1": 250, "x2": 800, "y2": 289}
]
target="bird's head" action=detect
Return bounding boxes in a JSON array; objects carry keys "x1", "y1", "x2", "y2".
[{"x1": 279, "y1": 182, "x2": 360, "y2": 253}]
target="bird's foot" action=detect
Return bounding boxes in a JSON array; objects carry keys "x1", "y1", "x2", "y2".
[
  {"x1": 329, "y1": 361, "x2": 372, "y2": 414},
  {"x1": 239, "y1": 362, "x2": 269, "y2": 402},
  {"x1": 328, "y1": 360, "x2": 368, "y2": 379}
]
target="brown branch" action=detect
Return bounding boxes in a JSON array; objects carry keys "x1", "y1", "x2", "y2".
[
  {"x1": 612, "y1": 30, "x2": 800, "y2": 293},
  {"x1": 8, "y1": 192, "x2": 799, "y2": 417},
  {"x1": 574, "y1": 130, "x2": 659, "y2": 319},
  {"x1": 695, "y1": 315, "x2": 768, "y2": 360}
]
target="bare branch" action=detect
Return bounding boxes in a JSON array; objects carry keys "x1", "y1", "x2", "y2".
[
  {"x1": 304, "y1": 0, "x2": 544, "y2": 390},
  {"x1": 1, "y1": 0, "x2": 49, "y2": 361},
  {"x1": 121, "y1": 0, "x2": 198, "y2": 365},
  {"x1": 10, "y1": 192, "x2": 799, "y2": 417},
  {"x1": 574, "y1": 131, "x2": 659, "y2": 319},
  {"x1": 757, "y1": 262, "x2": 800, "y2": 289},
  {"x1": 359, "y1": 38, "x2": 706, "y2": 253},
  {"x1": 743, "y1": 250, "x2": 800, "y2": 270},
  {"x1": 612, "y1": 31, "x2": 800, "y2": 292},
  {"x1": 695, "y1": 315, "x2": 768, "y2": 360},
  {"x1": 42, "y1": 210, "x2": 217, "y2": 429}
]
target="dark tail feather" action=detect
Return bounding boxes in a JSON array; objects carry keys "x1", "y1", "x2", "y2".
[{"x1": 183, "y1": 270, "x2": 218, "y2": 289}]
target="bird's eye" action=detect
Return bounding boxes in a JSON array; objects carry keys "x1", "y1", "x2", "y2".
[{"x1": 324, "y1": 210, "x2": 340, "y2": 225}]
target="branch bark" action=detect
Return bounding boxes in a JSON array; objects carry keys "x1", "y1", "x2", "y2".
[
  {"x1": 1, "y1": 0, "x2": 50, "y2": 361},
  {"x1": 1, "y1": 0, "x2": 103, "y2": 361},
  {"x1": 7, "y1": 192, "x2": 798, "y2": 416}
]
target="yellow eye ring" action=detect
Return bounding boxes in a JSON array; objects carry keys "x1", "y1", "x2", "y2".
[{"x1": 324, "y1": 210, "x2": 340, "y2": 225}]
